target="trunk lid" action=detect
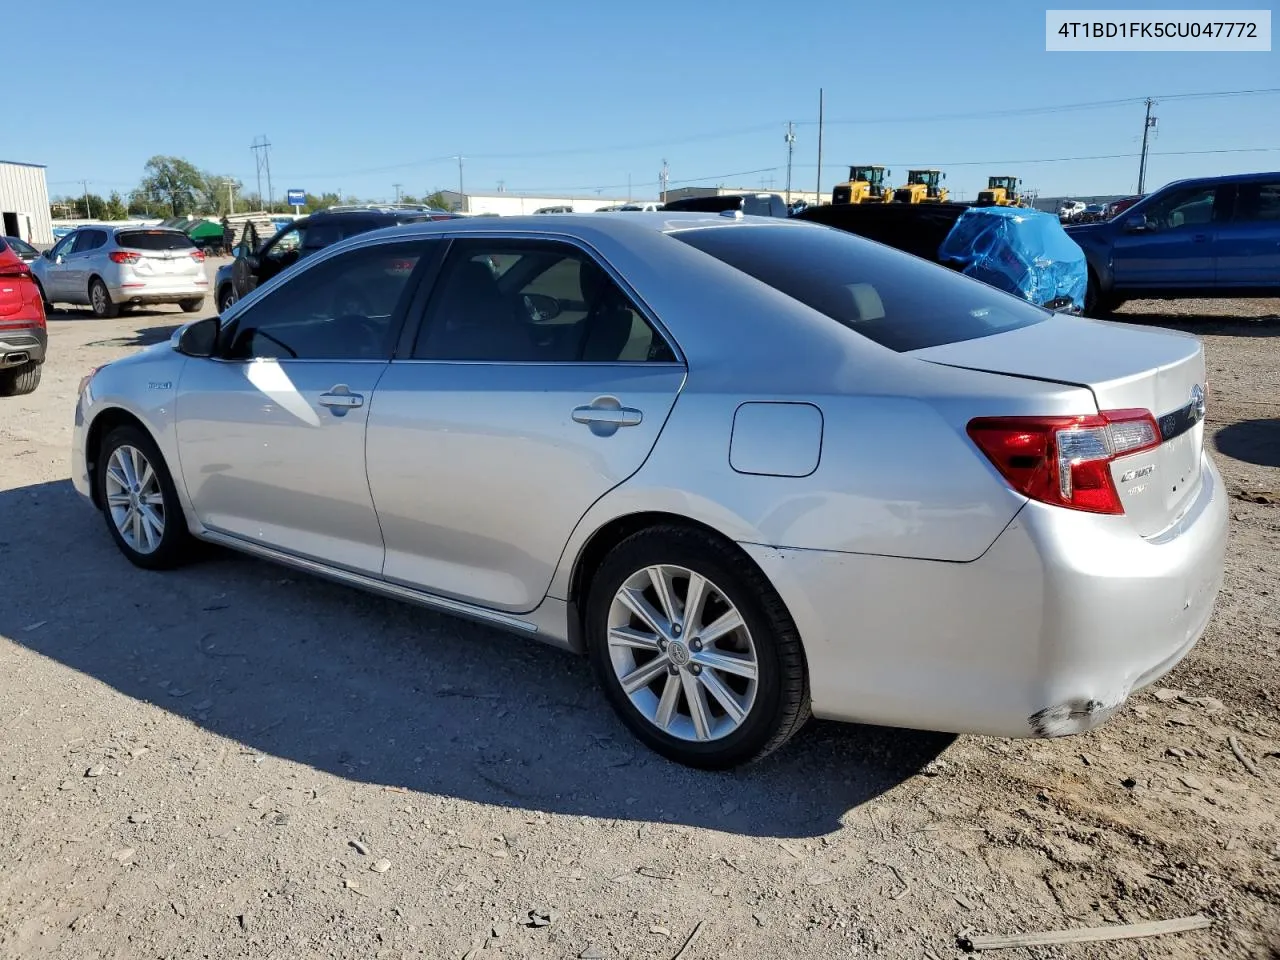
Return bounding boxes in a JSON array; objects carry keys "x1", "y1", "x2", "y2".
[
  {"x1": 117, "y1": 230, "x2": 202, "y2": 279},
  {"x1": 912, "y1": 314, "x2": 1207, "y2": 537}
]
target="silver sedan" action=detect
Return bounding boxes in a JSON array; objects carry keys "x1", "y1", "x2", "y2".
[{"x1": 71, "y1": 213, "x2": 1227, "y2": 768}]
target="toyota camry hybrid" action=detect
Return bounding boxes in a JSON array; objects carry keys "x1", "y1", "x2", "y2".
[{"x1": 71, "y1": 212, "x2": 1227, "y2": 769}]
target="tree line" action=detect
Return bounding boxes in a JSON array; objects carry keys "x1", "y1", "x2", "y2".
[{"x1": 51, "y1": 155, "x2": 453, "y2": 220}]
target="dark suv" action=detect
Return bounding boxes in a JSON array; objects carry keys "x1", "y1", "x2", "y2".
[
  {"x1": 215, "y1": 206, "x2": 455, "y2": 312},
  {"x1": 661, "y1": 192, "x2": 790, "y2": 217},
  {"x1": 1066, "y1": 171, "x2": 1280, "y2": 315}
]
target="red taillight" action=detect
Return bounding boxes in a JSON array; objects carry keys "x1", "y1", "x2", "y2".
[
  {"x1": 0, "y1": 257, "x2": 30, "y2": 278},
  {"x1": 967, "y1": 409, "x2": 1161, "y2": 515},
  {"x1": 109, "y1": 251, "x2": 140, "y2": 264},
  {"x1": 190, "y1": 249, "x2": 206, "y2": 262}
]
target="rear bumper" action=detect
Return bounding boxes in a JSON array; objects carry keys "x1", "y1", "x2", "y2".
[
  {"x1": 110, "y1": 278, "x2": 208, "y2": 304},
  {"x1": 0, "y1": 326, "x2": 47, "y2": 365},
  {"x1": 743, "y1": 452, "x2": 1228, "y2": 738}
]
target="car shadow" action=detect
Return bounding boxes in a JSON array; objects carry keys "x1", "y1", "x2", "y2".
[
  {"x1": 1214, "y1": 418, "x2": 1280, "y2": 469},
  {"x1": 0, "y1": 479, "x2": 951, "y2": 839},
  {"x1": 1110, "y1": 310, "x2": 1280, "y2": 338}
]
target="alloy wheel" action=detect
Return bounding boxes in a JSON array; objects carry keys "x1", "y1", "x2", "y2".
[
  {"x1": 606, "y1": 564, "x2": 758, "y2": 742},
  {"x1": 104, "y1": 444, "x2": 166, "y2": 554}
]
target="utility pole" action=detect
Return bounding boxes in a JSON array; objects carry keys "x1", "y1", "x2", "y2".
[
  {"x1": 393, "y1": 183, "x2": 403, "y2": 203},
  {"x1": 1137, "y1": 98, "x2": 1157, "y2": 194},
  {"x1": 455, "y1": 156, "x2": 465, "y2": 197},
  {"x1": 784, "y1": 122, "x2": 796, "y2": 205},
  {"x1": 80, "y1": 180, "x2": 92, "y2": 219},
  {"x1": 223, "y1": 178, "x2": 237, "y2": 215},
  {"x1": 815, "y1": 88, "x2": 825, "y2": 205},
  {"x1": 659, "y1": 159, "x2": 669, "y2": 204},
  {"x1": 251, "y1": 136, "x2": 274, "y2": 210}
]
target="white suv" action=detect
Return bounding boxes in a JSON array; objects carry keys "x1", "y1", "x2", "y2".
[{"x1": 32, "y1": 226, "x2": 208, "y2": 318}]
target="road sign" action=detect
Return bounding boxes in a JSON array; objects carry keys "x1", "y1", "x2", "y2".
[{"x1": 286, "y1": 189, "x2": 306, "y2": 206}]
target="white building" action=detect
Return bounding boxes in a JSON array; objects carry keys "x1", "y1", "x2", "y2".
[
  {"x1": 438, "y1": 191, "x2": 658, "y2": 216},
  {"x1": 0, "y1": 160, "x2": 53, "y2": 246}
]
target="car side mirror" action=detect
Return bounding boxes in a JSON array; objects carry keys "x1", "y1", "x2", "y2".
[
  {"x1": 41, "y1": 249, "x2": 51, "y2": 259},
  {"x1": 1124, "y1": 214, "x2": 1153, "y2": 233},
  {"x1": 177, "y1": 317, "x2": 220, "y2": 358},
  {"x1": 522, "y1": 293, "x2": 562, "y2": 322}
]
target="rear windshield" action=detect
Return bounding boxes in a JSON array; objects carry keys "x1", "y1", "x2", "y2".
[
  {"x1": 671, "y1": 224, "x2": 1048, "y2": 352},
  {"x1": 116, "y1": 230, "x2": 195, "y2": 251}
]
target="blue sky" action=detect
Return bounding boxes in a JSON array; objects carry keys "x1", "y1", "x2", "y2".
[{"x1": 10, "y1": 0, "x2": 1278, "y2": 203}]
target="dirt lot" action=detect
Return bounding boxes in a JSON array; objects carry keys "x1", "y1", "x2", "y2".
[{"x1": 1, "y1": 266, "x2": 1278, "y2": 959}]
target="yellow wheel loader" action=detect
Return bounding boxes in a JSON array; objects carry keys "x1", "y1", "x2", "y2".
[
  {"x1": 976, "y1": 175, "x2": 1024, "y2": 207},
  {"x1": 891, "y1": 169, "x2": 948, "y2": 203},
  {"x1": 832, "y1": 165, "x2": 892, "y2": 204}
]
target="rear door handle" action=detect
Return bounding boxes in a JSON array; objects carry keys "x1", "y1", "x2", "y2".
[
  {"x1": 318, "y1": 385, "x2": 364, "y2": 415},
  {"x1": 572, "y1": 406, "x2": 643, "y2": 426},
  {"x1": 572, "y1": 396, "x2": 643, "y2": 436}
]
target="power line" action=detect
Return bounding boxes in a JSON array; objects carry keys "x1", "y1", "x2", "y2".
[
  {"x1": 792, "y1": 146, "x2": 1280, "y2": 169},
  {"x1": 802, "y1": 86, "x2": 1280, "y2": 127}
]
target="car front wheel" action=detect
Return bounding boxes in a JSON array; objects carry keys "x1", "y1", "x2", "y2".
[
  {"x1": 586, "y1": 526, "x2": 810, "y2": 769},
  {"x1": 96, "y1": 425, "x2": 194, "y2": 569}
]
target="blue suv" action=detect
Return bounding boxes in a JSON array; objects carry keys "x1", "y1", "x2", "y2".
[{"x1": 1066, "y1": 171, "x2": 1280, "y2": 316}]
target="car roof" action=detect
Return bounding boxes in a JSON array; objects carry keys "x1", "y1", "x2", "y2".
[
  {"x1": 1156, "y1": 170, "x2": 1280, "y2": 192},
  {"x1": 376, "y1": 211, "x2": 805, "y2": 242}
]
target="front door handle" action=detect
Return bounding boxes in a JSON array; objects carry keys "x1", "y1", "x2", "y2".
[
  {"x1": 572, "y1": 396, "x2": 643, "y2": 436},
  {"x1": 318, "y1": 385, "x2": 364, "y2": 415}
]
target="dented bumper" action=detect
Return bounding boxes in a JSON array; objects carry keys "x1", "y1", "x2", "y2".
[{"x1": 741, "y1": 453, "x2": 1228, "y2": 738}]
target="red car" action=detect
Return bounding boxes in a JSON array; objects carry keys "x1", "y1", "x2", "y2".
[
  {"x1": 0, "y1": 237, "x2": 47, "y2": 396},
  {"x1": 1104, "y1": 195, "x2": 1144, "y2": 219}
]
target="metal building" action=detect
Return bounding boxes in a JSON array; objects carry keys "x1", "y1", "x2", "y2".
[{"x1": 0, "y1": 160, "x2": 53, "y2": 246}]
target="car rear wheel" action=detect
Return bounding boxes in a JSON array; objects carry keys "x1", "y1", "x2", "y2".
[
  {"x1": 0, "y1": 361, "x2": 41, "y2": 397},
  {"x1": 96, "y1": 425, "x2": 194, "y2": 570},
  {"x1": 586, "y1": 526, "x2": 810, "y2": 769},
  {"x1": 180, "y1": 298, "x2": 204, "y2": 313},
  {"x1": 89, "y1": 278, "x2": 118, "y2": 318},
  {"x1": 217, "y1": 287, "x2": 237, "y2": 313},
  {"x1": 33, "y1": 278, "x2": 53, "y2": 313}
]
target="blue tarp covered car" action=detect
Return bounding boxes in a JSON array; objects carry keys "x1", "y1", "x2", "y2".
[
  {"x1": 938, "y1": 206, "x2": 1087, "y2": 312},
  {"x1": 793, "y1": 202, "x2": 1087, "y2": 312}
]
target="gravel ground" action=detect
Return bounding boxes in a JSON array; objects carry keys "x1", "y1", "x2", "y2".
[{"x1": 1, "y1": 268, "x2": 1278, "y2": 960}]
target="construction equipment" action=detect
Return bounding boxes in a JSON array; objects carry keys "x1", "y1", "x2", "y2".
[
  {"x1": 832, "y1": 165, "x2": 892, "y2": 204},
  {"x1": 892, "y1": 169, "x2": 948, "y2": 204},
  {"x1": 976, "y1": 175, "x2": 1024, "y2": 207}
]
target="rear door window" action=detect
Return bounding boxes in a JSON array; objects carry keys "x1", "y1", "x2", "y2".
[
  {"x1": 1232, "y1": 181, "x2": 1280, "y2": 222},
  {"x1": 117, "y1": 230, "x2": 195, "y2": 251},
  {"x1": 672, "y1": 223, "x2": 1049, "y2": 352},
  {"x1": 71, "y1": 230, "x2": 106, "y2": 253}
]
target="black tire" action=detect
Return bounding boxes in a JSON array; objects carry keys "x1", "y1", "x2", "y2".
[
  {"x1": 0, "y1": 361, "x2": 41, "y2": 397},
  {"x1": 89, "y1": 278, "x2": 118, "y2": 318},
  {"x1": 33, "y1": 278, "x2": 53, "y2": 313},
  {"x1": 96, "y1": 425, "x2": 194, "y2": 570},
  {"x1": 585, "y1": 525, "x2": 810, "y2": 769},
  {"x1": 180, "y1": 298, "x2": 204, "y2": 313},
  {"x1": 217, "y1": 285, "x2": 236, "y2": 314}
]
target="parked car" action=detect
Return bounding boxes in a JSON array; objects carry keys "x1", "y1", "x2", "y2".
[
  {"x1": 618, "y1": 202, "x2": 661, "y2": 212},
  {"x1": 215, "y1": 206, "x2": 438, "y2": 313},
  {"x1": 3, "y1": 235, "x2": 40, "y2": 262},
  {"x1": 662, "y1": 193, "x2": 789, "y2": 217},
  {"x1": 795, "y1": 202, "x2": 1087, "y2": 311},
  {"x1": 73, "y1": 213, "x2": 1226, "y2": 768},
  {"x1": 1066, "y1": 171, "x2": 1280, "y2": 315},
  {"x1": 31, "y1": 226, "x2": 207, "y2": 318},
  {"x1": 1104, "y1": 195, "x2": 1144, "y2": 219},
  {"x1": 1058, "y1": 200, "x2": 1086, "y2": 221},
  {"x1": 0, "y1": 237, "x2": 47, "y2": 396}
]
